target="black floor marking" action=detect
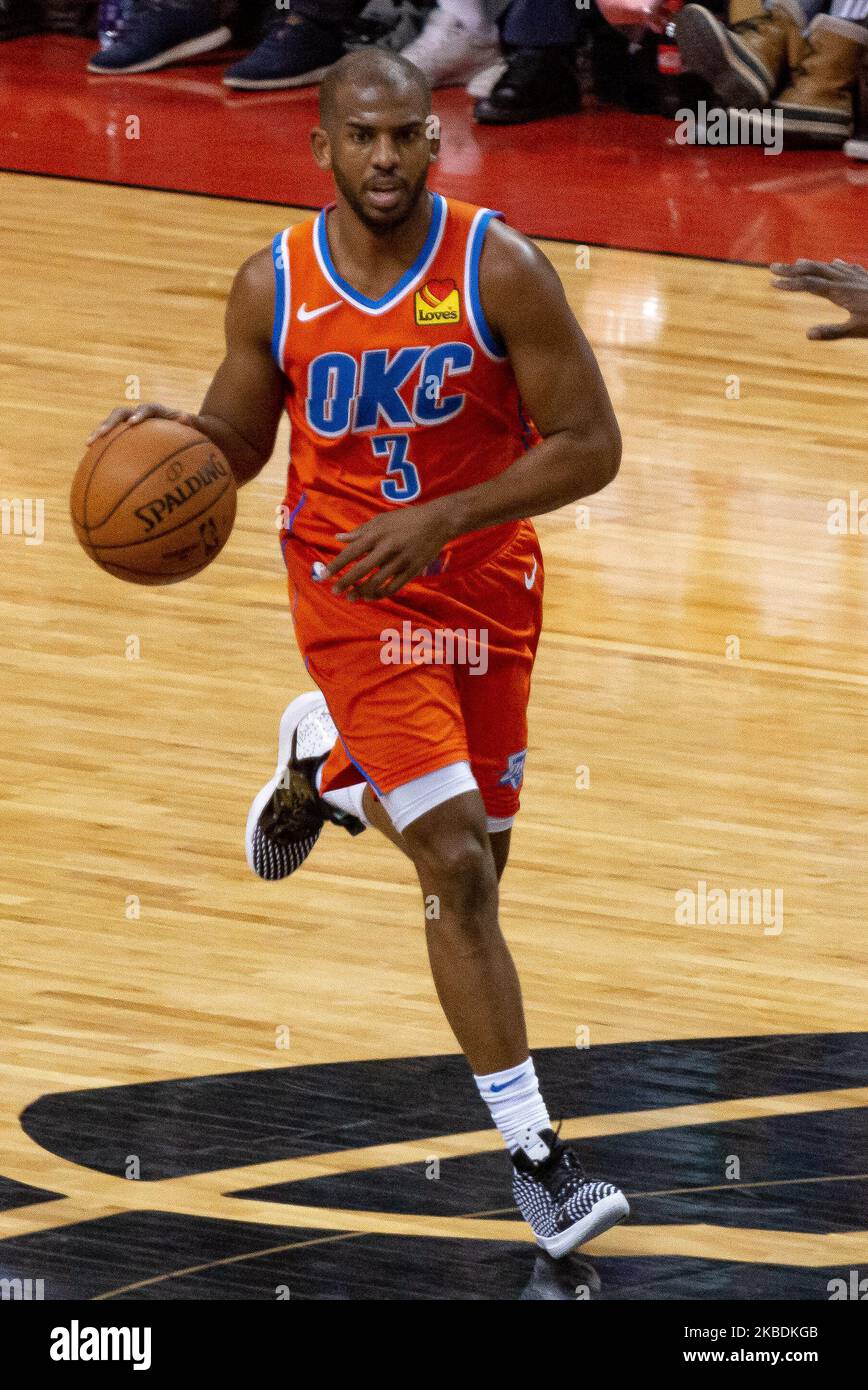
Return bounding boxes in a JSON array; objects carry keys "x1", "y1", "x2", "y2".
[
  {"x1": 0, "y1": 1211, "x2": 862, "y2": 1301},
  {"x1": 20, "y1": 1033, "x2": 868, "y2": 1179},
  {"x1": 5, "y1": 1033, "x2": 866, "y2": 1299},
  {"x1": 238, "y1": 1109, "x2": 868, "y2": 1234},
  {"x1": 0, "y1": 1174, "x2": 61, "y2": 1214}
]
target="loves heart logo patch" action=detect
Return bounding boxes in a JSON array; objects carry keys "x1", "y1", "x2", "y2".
[
  {"x1": 420, "y1": 277, "x2": 455, "y2": 306},
  {"x1": 415, "y1": 276, "x2": 461, "y2": 325}
]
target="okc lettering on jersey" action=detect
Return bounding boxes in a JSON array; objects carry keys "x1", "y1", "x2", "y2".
[{"x1": 306, "y1": 343, "x2": 473, "y2": 438}]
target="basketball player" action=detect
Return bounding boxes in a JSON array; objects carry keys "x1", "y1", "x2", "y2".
[{"x1": 89, "y1": 48, "x2": 628, "y2": 1258}]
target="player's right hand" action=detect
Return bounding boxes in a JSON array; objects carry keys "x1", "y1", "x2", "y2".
[
  {"x1": 86, "y1": 403, "x2": 201, "y2": 446},
  {"x1": 770, "y1": 259, "x2": 868, "y2": 340}
]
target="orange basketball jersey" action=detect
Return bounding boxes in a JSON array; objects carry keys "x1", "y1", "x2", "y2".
[{"x1": 271, "y1": 192, "x2": 541, "y2": 576}]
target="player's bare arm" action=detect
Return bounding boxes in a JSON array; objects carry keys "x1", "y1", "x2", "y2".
[
  {"x1": 86, "y1": 249, "x2": 284, "y2": 487},
  {"x1": 326, "y1": 219, "x2": 621, "y2": 599},
  {"x1": 771, "y1": 258, "x2": 868, "y2": 340},
  {"x1": 454, "y1": 219, "x2": 622, "y2": 524}
]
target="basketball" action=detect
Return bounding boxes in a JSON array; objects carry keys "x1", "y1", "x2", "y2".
[{"x1": 70, "y1": 418, "x2": 237, "y2": 585}]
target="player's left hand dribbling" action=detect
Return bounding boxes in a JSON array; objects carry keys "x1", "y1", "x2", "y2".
[{"x1": 321, "y1": 499, "x2": 454, "y2": 600}]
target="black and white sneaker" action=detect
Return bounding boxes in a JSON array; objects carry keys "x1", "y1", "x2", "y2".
[
  {"x1": 245, "y1": 692, "x2": 365, "y2": 881},
  {"x1": 511, "y1": 1128, "x2": 629, "y2": 1259}
]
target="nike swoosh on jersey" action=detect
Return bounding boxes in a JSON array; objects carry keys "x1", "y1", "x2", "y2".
[
  {"x1": 524, "y1": 559, "x2": 538, "y2": 590},
  {"x1": 297, "y1": 301, "x2": 341, "y2": 322}
]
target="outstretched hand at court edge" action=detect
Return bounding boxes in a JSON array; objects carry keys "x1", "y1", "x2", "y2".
[{"x1": 770, "y1": 260, "x2": 868, "y2": 340}]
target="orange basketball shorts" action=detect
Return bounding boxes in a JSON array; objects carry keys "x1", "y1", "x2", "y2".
[{"x1": 282, "y1": 519, "x2": 544, "y2": 823}]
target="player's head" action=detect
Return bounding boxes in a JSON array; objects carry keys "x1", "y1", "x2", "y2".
[{"x1": 312, "y1": 49, "x2": 438, "y2": 233}]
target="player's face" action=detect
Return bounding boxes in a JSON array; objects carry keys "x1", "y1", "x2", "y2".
[{"x1": 321, "y1": 84, "x2": 435, "y2": 233}]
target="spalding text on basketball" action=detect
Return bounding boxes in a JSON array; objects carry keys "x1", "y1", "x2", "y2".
[{"x1": 133, "y1": 453, "x2": 230, "y2": 533}]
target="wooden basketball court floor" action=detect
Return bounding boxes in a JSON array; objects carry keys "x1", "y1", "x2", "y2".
[{"x1": 0, "y1": 169, "x2": 865, "y2": 1301}]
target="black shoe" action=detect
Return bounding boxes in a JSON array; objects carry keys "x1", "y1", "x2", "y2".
[
  {"x1": 473, "y1": 46, "x2": 581, "y2": 125},
  {"x1": 511, "y1": 1128, "x2": 629, "y2": 1258},
  {"x1": 0, "y1": 0, "x2": 41, "y2": 40},
  {"x1": 343, "y1": 1, "x2": 428, "y2": 54}
]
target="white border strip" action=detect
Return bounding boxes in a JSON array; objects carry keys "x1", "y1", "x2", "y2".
[{"x1": 276, "y1": 228, "x2": 292, "y2": 367}]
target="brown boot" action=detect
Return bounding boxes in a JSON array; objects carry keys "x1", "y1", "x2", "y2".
[
  {"x1": 775, "y1": 15, "x2": 868, "y2": 144},
  {"x1": 676, "y1": 0, "x2": 804, "y2": 107}
]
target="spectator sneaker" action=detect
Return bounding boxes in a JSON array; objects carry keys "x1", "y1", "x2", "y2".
[
  {"x1": 223, "y1": 12, "x2": 344, "y2": 90},
  {"x1": 770, "y1": 14, "x2": 865, "y2": 143},
  {"x1": 344, "y1": 0, "x2": 427, "y2": 55},
  {"x1": 675, "y1": 1, "x2": 802, "y2": 107},
  {"x1": 88, "y1": 0, "x2": 231, "y2": 74},
  {"x1": 400, "y1": 6, "x2": 505, "y2": 95}
]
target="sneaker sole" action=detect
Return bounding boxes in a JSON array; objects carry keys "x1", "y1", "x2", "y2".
[
  {"x1": 536, "y1": 1191, "x2": 630, "y2": 1259},
  {"x1": 676, "y1": 5, "x2": 773, "y2": 107},
  {"x1": 398, "y1": 45, "x2": 502, "y2": 92},
  {"x1": 776, "y1": 106, "x2": 853, "y2": 137},
  {"x1": 474, "y1": 92, "x2": 581, "y2": 125},
  {"x1": 222, "y1": 62, "x2": 337, "y2": 90},
  {"x1": 244, "y1": 690, "x2": 330, "y2": 879},
  {"x1": 733, "y1": 105, "x2": 852, "y2": 140},
  {"x1": 87, "y1": 25, "x2": 232, "y2": 74}
]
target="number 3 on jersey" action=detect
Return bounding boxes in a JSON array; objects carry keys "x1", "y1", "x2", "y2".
[{"x1": 374, "y1": 434, "x2": 421, "y2": 503}]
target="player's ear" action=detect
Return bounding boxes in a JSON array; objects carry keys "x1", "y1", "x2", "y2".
[{"x1": 310, "y1": 127, "x2": 332, "y2": 171}]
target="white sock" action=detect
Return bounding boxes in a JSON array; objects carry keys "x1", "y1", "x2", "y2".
[
  {"x1": 315, "y1": 759, "x2": 371, "y2": 827},
  {"x1": 474, "y1": 1056, "x2": 552, "y2": 1158}
]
